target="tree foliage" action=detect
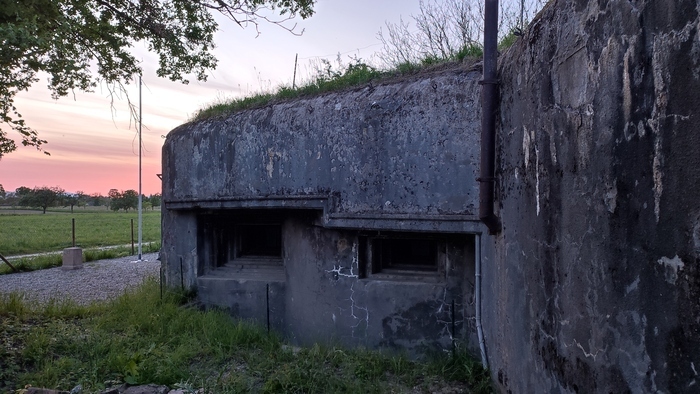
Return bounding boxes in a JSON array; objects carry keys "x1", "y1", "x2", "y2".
[
  {"x1": 88, "y1": 193, "x2": 108, "y2": 206},
  {"x1": 15, "y1": 186, "x2": 31, "y2": 197},
  {"x1": 0, "y1": 0, "x2": 315, "y2": 157},
  {"x1": 109, "y1": 188, "x2": 139, "y2": 211},
  {"x1": 147, "y1": 193, "x2": 161, "y2": 209},
  {"x1": 61, "y1": 191, "x2": 88, "y2": 212},
  {"x1": 376, "y1": 0, "x2": 548, "y2": 67},
  {"x1": 17, "y1": 186, "x2": 65, "y2": 213}
]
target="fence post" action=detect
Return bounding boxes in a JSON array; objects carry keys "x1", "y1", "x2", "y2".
[
  {"x1": 131, "y1": 219, "x2": 135, "y2": 255},
  {"x1": 0, "y1": 254, "x2": 17, "y2": 273}
]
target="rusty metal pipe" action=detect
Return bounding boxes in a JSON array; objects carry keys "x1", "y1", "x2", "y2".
[{"x1": 479, "y1": 0, "x2": 502, "y2": 234}]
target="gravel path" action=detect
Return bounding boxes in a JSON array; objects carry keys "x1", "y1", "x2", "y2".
[{"x1": 0, "y1": 253, "x2": 161, "y2": 305}]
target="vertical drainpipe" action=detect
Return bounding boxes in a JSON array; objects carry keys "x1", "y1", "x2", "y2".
[
  {"x1": 473, "y1": 0, "x2": 500, "y2": 373},
  {"x1": 475, "y1": 233, "x2": 489, "y2": 368},
  {"x1": 479, "y1": 0, "x2": 502, "y2": 235}
]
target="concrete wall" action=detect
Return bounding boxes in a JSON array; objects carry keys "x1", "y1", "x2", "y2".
[
  {"x1": 162, "y1": 0, "x2": 700, "y2": 389},
  {"x1": 161, "y1": 66, "x2": 487, "y2": 354},
  {"x1": 195, "y1": 213, "x2": 476, "y2": 352},
  {"x1": 162, "y1": 66, "x2": 482, "y2": 218},
  {"x1": 489, "y1": 0, "x2": 700, "y2": 392}
]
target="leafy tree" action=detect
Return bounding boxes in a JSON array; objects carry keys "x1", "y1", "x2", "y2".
[
  {"x1": 18, "y1": 186, "x2": 64, "y2": 213},
  {"x1": 0, "y1": 183, "x2": 5, "y2": 199},
  {"x1": 108, "y1": 188, "x2": 122, "y2": 211},
  {"x1": 0, "y1": 0, "x2": 315, "y2": 157},
  {"x1": 61, "y1": 192, "x2": 82, "y2": 213},
  {"x1": 148, "y1": 193, "x2": 162, "y2": 210},
  {"x1": 75, "y1": 191, "x2": 89, "y2": 209},
  {"x1": 121, "y1": 190, "x2": 139, "y2": 211},
  {"x1": 109, "y1": 188, "x2": 139, "y2": 211},
  {"x1": 89, "y1": 193, "x2": 107, "y2": 207},
  {"x1": 15, "y1": 186, "x2": 31, "y2": 197}
]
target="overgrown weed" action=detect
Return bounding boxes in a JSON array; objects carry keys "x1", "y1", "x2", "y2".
[
  {"x1": 0, "y1": 279, "x2": 493, "y2": 393},
  {"x1": 190, "y1": 44, "x2": 490, "y2": 123}
]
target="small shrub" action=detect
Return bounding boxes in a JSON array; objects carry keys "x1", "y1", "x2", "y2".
[
  {"x1": 457, "y1": 44, "x2": 484, "y2": 60},
  {"x1": 498, "y1": 30, "x2": 519, "y2": 51}
]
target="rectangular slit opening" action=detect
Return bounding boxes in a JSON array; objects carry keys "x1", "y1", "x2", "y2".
[
  {"x1": 373, "y1": 238, "x2": 438, "y2": 273},
  {"x1": 235, "y1": 223, "x2": 282, "y2": 259}
]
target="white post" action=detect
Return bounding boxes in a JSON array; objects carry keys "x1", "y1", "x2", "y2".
[{"x1": 138, "y1": 75, "x2": 143, "y2": 261}]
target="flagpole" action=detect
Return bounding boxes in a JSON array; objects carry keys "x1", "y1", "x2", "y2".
[{"x1": 138, "y1": 75, "x2": 143, "y2": 261}]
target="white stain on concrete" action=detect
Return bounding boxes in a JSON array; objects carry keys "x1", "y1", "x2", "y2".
[
  {"x1": 266, "y1": 148, "x2": 285, "y2": 178},
  {"x1": 604, "y1": 181, "x2": 618, "y2": 214},
  {"x1": 625, "y1": 276, "x2": 640, "y2": 295},
  {"x1": 523, "y1": 126, "x2": 532, "y2": 170},
  {"x1": 657, "y1": 255, "x2": 685, "y2": 284}
]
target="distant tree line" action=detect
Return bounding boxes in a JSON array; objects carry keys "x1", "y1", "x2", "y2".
[
  {"x1": 108, "y1": 189, "x2": 161, "y2": 212},
  {"x1": 0, "y1": 183, "x2": 161, "y2": 213}
]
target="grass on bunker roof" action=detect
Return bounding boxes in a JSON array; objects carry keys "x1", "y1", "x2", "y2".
[
  {"x1": 189, "y1": 29, "x2": 523, "y2": 123},
  {"x1": 189, "y1": 43, "x2": 488, "y2": 123}
]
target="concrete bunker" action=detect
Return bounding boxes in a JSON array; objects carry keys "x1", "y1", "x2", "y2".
[
  {"x1": 163, "y1": 0, "x2": 700, "y2": 390},
  {"x1": 194, "y1": 207, "x2": 478, "y2": 352},
  {"x1": 161, "y1": 65, "x2": 486, "y2": 354}
]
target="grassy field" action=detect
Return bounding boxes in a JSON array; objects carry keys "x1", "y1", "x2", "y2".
[
  {"x1": 0, "y1": 280, "x2": 492, "y2": 393},
  {"x1": 0, "y1": 208, "x2": 160, "y2": 256}
]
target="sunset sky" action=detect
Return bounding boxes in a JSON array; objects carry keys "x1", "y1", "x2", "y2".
[{"x1": 0, "y1": 0, "x2": 425, "y2": 196}]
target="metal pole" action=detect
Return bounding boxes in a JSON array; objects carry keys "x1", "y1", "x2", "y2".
[
  {"x1": 479, "y1": 0, "x2": 501, "y2": 234},
  {"x1": 138, "y1": 75, "x2": 143, "y2": 261},
  {"x1": 292, "y1": 53, "x2": 298, "y2": 89},
  {"x1": 72, "y1": 218, "x2": 76, "y2": 247},
  {"x1": 131, "y1": 218, "x2": 135, "y2": 255},
  {"x1": 266, "y1": 283, "x2": 271, "y2": 334},
  {"x1": 475, "y1": 233, "x2": 488, "y2": 368}
]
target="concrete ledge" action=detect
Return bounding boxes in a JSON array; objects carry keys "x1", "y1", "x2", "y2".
[{"x1": 62, "y1": 247, "x2": 83, "y2": 270}]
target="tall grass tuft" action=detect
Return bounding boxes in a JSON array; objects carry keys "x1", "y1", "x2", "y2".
[
  {"x1": 190, "y1": 51, "x2": 485, "y2": 123},
  {"x1": 1, "y1": 280, "x2": 492, "y2": 393}
]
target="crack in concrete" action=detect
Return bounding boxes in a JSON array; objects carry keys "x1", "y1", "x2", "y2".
[
  {"x1": 348, "y1": 282, "x2": 369, "y2": 339},
  {"x1": 325, "y1": 242, "x2": 359, "y2": 279},
  {"x1": 567, "y1": 338, "x2": 605, "y2": 361},
  {"x1": 434, "y1": 288, "x2": 464, "y2": 340}
]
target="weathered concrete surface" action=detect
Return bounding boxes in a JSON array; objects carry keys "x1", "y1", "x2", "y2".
[
  {"x1": 280, "y1": 216, "x2": 474, "y2": 352},
  {"x1": 162, "y1": 67, "x2": 482, "y2": 217},
  {"x1": 161, "y1": 210, "x2": 198, "y2": 290},
  {"x1": 161, "y1": 66, "x2": 485, "y2": 354},
  {"x1": 490, "y1": 0, "x2": 700, "y2": 392}
]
